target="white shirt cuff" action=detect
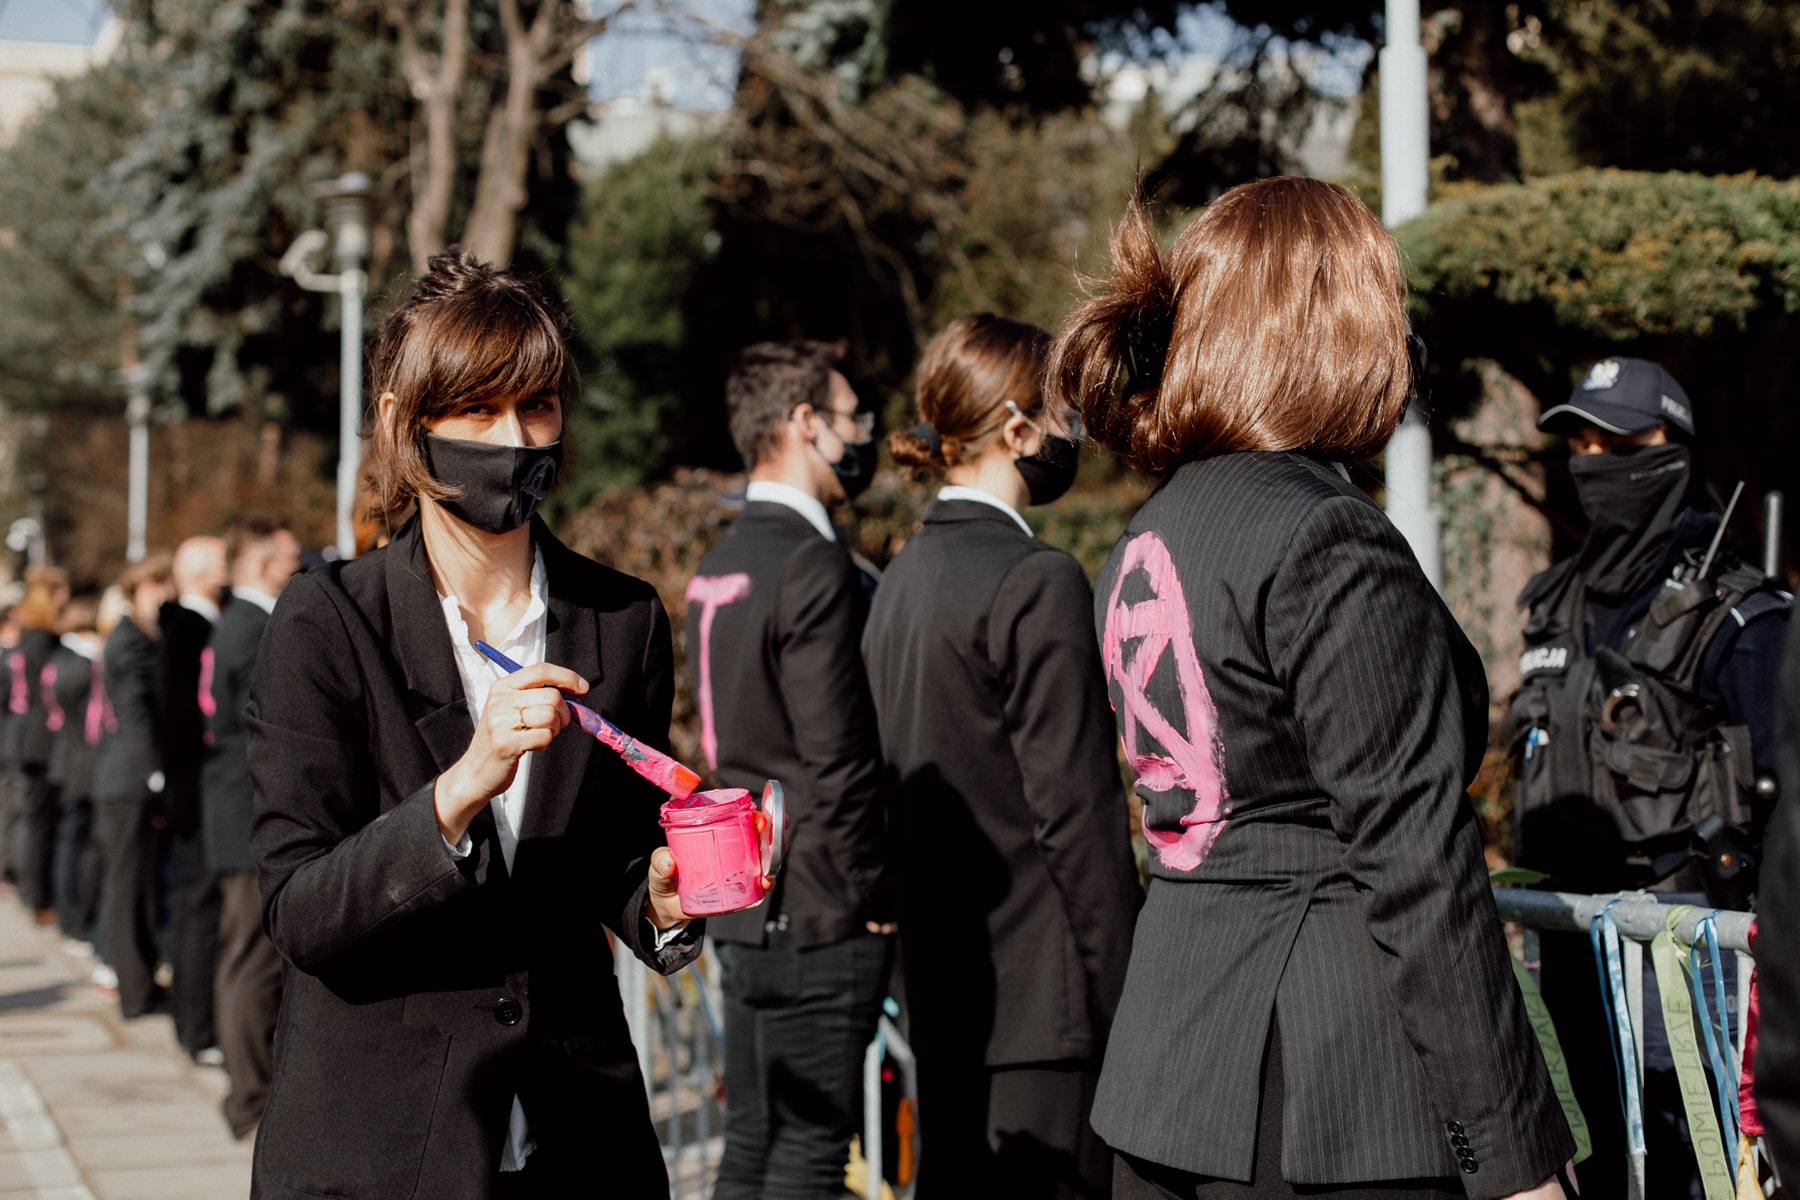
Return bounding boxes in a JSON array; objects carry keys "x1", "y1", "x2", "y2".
[
  {"x1": 652, "y1": 920, "x2": 690, "y2": 950},
  {"x1": 443, "y1": 831, "x2": 472, "y2": 859}
]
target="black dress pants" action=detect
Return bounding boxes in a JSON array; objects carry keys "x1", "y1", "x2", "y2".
[
  {"x1": 13, "y1": 764, "x2": 57, "y2": 911},
  {"x1": 52, "y1": 788, "x2": 97, "y2": 938},
  {"x1": 164, "y1": 824, "x2": 220, "y2": 1054},
  {"x1": 215, "y1": 870, "x2": 282, "y2": 1137},
  {"x1": 0, "y1": 762, "x2": 18, "y2": 888},
  {"x1": 714, "y1": 926, "x2": 892, "y2": 1200},
  {"x1": 93, "y1": 794, "x2": 164, "y2": 1018}
]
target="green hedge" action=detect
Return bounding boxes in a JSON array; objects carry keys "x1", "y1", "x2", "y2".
[{"x1": 1402, "y1": 169, "x2": 1800, "y2": 344}]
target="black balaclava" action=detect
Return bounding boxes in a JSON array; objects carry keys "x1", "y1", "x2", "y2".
[
  {"x1": 1568, "y1": 442, "x2": 1691, "y2": 600},
  {"x1": 420, "y1": 434, "x2": 562, "y2": 534}
]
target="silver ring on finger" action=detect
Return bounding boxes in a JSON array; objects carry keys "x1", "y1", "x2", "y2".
[{"x1": 515, "y1": 705, "x2": 529, "y2": 731}]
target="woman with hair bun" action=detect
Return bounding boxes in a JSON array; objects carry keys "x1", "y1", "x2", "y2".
[
  {"x1": 863, "y1": 313, "x2": 1142, "y2": 1199},
  {"x1": 1046, "y1": 179, "x2": 1571, "y2": 1200},
  {"x1": 244, "y1": 249, "x2": 729, "y2": 1199}
]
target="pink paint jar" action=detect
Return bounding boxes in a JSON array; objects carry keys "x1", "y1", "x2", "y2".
[{"x1": 659, "y1": 786, "x2": 781, "y2": 917}]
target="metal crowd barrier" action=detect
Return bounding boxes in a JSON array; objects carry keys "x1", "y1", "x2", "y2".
[
  {"x1": 616, "y1": 950, "x2": 916, "y2": 1200},
  {"x1": 1492, "y1": 887, "x2": 1760, "y2": 1200}
]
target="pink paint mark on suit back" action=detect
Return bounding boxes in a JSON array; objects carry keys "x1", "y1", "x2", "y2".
[
  {"x1": 87, "y1": 659, "x2": 110, "y2": 745},
  {"x1": 198, "y1": 645, "x2": 217, "y2": 745},
  {"x1": 685, "y1": 573, "x2": 753, "y2": 771},
  {"x1": 7, "y1": 651, "x2": 25, "y2": 715},
  {"x1": 1102, "y1": 530, "x2": 1231, "y2": 873},
  {"x1": 41, "y1": 663, "x2": 63, "y2": 733}
]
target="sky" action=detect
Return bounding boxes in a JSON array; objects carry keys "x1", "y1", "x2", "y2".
[{"x1": 0, "y1": 0, "x2": 111, "y2": 44}]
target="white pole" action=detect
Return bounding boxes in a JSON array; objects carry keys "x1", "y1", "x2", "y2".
[
  {"x1": 1379, "y1": 0, "x2": 1442, "y2": 590},
  {"x1": 336, "y1": 267, "x2": 367, "y2": 559},
  {"x1": 126, "y1": 388, "x2": 150, "y2": 564}
]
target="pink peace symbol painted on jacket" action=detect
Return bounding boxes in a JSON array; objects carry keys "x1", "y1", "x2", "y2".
[{"x1": 1101, "y1": 530, "x2": 1230, "y2": 872}]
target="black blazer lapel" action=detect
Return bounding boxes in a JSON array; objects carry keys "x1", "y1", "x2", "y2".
[
  {"x1": 519, "y1": 527, "x2": 599, "y2": 844},
  {"x1": 382, "y1": 519, "x2": 476, "y2": 775}
]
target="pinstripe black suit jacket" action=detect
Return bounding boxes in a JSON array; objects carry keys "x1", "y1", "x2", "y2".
[{"x1": 1090, "y1": 452, "x2": 1571, "y2": 1197}]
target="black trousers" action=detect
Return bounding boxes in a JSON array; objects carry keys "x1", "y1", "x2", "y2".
[
  {"x1": 1113, "y1": 1021, "x2": 1461, "y2": 1200},
  {"x1": 713, "y1": 926, "x2": 892, "y2": 1200},
  {"x1": 915, "y1": 1058, "x2": 1109, "y2": 1200},
  {"x1": 216, "y1": 870, "x2": 283, "y2": 1137},
  {"x1": 52, "y1": 788, "x2": 99, "y2": 938},
  {"x1": 0, "y1": 761, "x2": 17, "y2": 887},
  {"x1": 12, "y1": 764, "x2": 57, "y2": 911},
  {"x1": 164, "y1": 824, "x2": 221, "y2": 1053},
  {"x1": 93, "y1": 795, "x2": 164, "y2": 1018}
]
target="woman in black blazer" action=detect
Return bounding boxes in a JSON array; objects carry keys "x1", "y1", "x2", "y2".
[
  {"x1": 1044, "y1": 179, "x2": 1572, "y2": 1200},
  {"x1": 5, "y1": 566, "x2": 69, "y2": 919},
  {"x1": 863, "y1": 314, "x2": 1142, "y2": 1199},
  {"x1": 244, "y1": 251, "x2": 716, "y2": 1200}
]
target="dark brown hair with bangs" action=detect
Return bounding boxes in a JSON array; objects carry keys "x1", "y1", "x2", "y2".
[
  {"x1": 1045, "y1": 177, "x2": 1412, "y2": 474},
  {"x1": 890, "y1": 313, "x2": 1048, "y2": 475},
  {"x1": 365, "y1": 248, "x2": 575, "y2": 525}
]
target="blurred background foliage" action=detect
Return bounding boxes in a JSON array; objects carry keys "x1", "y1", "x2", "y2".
[{"x1": 3, "y1": 0, "x2": 1799, "y2": 797}]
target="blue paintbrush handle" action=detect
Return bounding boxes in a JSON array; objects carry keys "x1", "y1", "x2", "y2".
[{"x1": 473, "y1": 639, "x2": 600, "y2": 724}]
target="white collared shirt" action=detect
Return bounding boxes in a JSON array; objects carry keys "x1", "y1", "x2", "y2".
[
  {"x1": 745, "y1": 480, "x2": 836, "y2": 541},
  {"x1": 936, "y1": 484, "x2": 1034, "y2": 537},
  {"x1": 231, "y1": 586, "x2": 280, "y2": 616},
  {"x1": 179, "y1": 593, "x2": 222, "y2": 624},
  {"x1": 438, "y1": 547, "x2": 548, "y2": 1173}
]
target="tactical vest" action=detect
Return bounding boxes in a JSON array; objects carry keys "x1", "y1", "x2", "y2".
[{"x1": 1510, "y1": 551, "x2": 1787, "y2": 906}]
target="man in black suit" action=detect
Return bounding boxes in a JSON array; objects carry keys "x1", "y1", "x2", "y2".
[
  {"x1": 159, "y1": 535, "x2": 227, "y2": 1063},
  {"x1": 203, "y1": 518, "x2": 300, "y2": 1138},
  {"x1": 685, "y1": 341, "x2": 892, "y2": 1200}
]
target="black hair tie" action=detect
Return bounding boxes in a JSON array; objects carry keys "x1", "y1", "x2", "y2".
[{"x1": 908, "y1": 422, "x2": 943, "y2": 458}]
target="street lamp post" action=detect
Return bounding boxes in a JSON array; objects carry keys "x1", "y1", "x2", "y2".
[
  {"x1": 125, "y1": 369, "x2": 150, "y2": 564},
  {"x1": 281, "y1": 171, "x2": 374, "y2": 559},
  {"x1": 1379, "y1": 0, "x2": 1442, "y2": 591}
]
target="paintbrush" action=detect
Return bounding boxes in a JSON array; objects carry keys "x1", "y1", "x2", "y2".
[{"x1": 473, "y1": 640, "x2": 702, "y2": 799}]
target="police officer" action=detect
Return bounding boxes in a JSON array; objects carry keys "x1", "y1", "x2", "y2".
[{"x1": 1512, "y1": 357, "x2": 1789, "y2": 1199}]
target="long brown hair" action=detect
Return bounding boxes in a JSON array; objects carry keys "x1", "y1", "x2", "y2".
[
  {"x1": 890, "y1": 314, "x2": 1049, "y2": 475},
  {"x1": 1045, "y1": 177, "x2": 1413, "y2": 474},
  {"x1": 364, "y1": 248, "x2": 575, "y2": 526}
]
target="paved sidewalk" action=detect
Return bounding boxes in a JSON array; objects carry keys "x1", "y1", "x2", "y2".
[{"x1": 0, "y1": 898, "x2": 252, "y2": 1199}]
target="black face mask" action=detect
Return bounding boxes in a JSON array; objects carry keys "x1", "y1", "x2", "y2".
[
  {"x1": 1568, "y1": 442, "x2": 1691, "y2": 599},
  {"x1": 828, "y1": 437, "x2": 878, "y2": 502},
  {"x1": 420, "y1": 433, "x2": 562, "y2": 534},
  {"x1": 1015, "y1": 436, "x2": 1081, "y2": 506}
]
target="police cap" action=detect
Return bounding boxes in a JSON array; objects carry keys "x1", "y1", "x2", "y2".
[{"x1": 1538, "y1": 357, "x2": 1695, "y2": 440}]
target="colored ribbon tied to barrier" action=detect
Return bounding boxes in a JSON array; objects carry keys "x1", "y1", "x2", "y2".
[{"x1": 1649, "y1": 905, "x2": 1734, "y2": 1200}]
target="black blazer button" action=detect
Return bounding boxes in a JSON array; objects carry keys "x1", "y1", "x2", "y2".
[
  {"x1": 1460, "y1": 1157, "x2": 1479, "y2": 1174},
  {"x1": 1445, "y1": 1120, "x2": 1465, "y2": 1135},
  {"x1": 494, "y1": 998, "x2": 523, "y2": 1026},
  {"x1": 1452, "y1": 1134, "x2": 1470, "y2": 1150}
]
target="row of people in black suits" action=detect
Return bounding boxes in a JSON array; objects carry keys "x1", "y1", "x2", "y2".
[
  {"x1": 1, "y1": 523, "x2": 298, "y2": 1139},
  {"x1": 688, "y1": 330, "x2": 1143, "y2": 1200},
  {"x1": 1, "y1": 568, "x2": 103, "y2": 939}
]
